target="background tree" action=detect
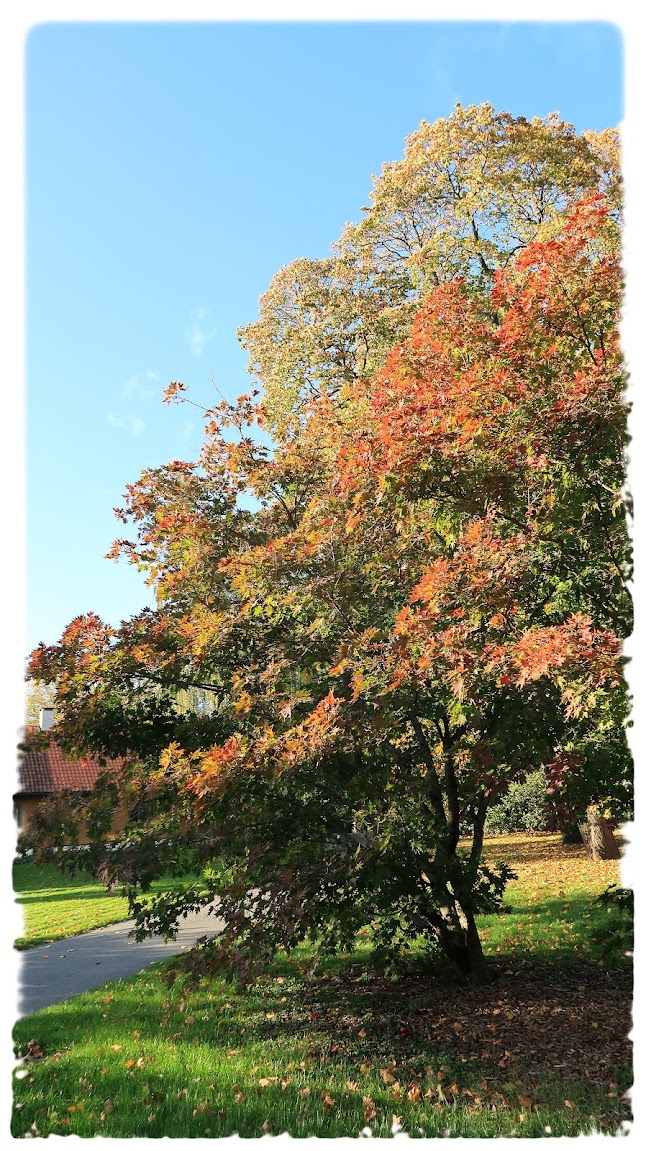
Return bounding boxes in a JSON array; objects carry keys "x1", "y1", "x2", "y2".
[
  {"x1": 239, "y1": 104, "x2": 620, "y2": 426},
  {"x1": 24, "y1": 680, "x2": 56, "y2": 726}
]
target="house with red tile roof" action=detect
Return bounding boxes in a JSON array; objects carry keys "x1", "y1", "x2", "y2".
[{"x1": 14, "y1": 736, "x2": 129, "y2": 843}]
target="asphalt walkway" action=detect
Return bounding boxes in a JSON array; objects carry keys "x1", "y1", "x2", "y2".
[{"x1": 17, "y1": 904, "x2": 224, "y2": 1018}]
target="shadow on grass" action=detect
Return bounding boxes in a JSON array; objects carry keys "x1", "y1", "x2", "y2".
[
  {"x1": 12, "y1": 951, "x2": 632, "y2": 1139},
  {"x1": 15, "y1": 889, "x2": 128, "y2": 907},
  {"x1": 486, "y1": 889, "x2": 633, "y2": 967}
]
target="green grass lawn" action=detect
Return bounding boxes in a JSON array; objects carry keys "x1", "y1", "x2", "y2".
[
  {"x1": 13, "y1": 861, "x2": 194, "y2": 949},
  {"x1": 12, "y1": 834, "x2": 632, "y2": 1138}
]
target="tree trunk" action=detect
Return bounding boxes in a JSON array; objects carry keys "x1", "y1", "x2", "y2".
[
  {"x1": 578, "y1": 814, "x2": 621, "y2": 861},
  {"x1": 561, "y1": 821, "x2": 584, "y2": 846},
  {"x1": 432, "y1": 901, "x2": 492, "y2": 984}
]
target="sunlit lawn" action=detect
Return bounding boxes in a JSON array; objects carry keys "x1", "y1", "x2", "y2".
[
  {"x1": 12, "y1": 833, "x2": 632, "y2": 1138},
  {"x1": 13, "y1": 862, "x2": 193, "y2": 950},
  {"x1": 478, "y1": 832, "x2": 630, "y2": 964}
]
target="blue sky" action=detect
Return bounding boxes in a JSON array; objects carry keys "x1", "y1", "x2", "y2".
[{"x1": 23, "y1": 20, "x2": 625, "y2": 657}]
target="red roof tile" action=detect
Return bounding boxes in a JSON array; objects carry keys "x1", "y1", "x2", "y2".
[{"x1": 16, "y1": 742, "x2": 127, "y2": 797}]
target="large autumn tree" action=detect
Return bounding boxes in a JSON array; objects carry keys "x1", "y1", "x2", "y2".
[{"x1": 25, "y1": 110, "x2": 630, "y2": 985}]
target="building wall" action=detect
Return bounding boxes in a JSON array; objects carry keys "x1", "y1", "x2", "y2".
[{"x1": 14, "y1": 796, "x2": 130, "y2": 845}]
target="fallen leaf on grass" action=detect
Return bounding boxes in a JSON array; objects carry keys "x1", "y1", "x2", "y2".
[
  {"x1": 517, "y1": 1094, "x2": 533, "y2": 1110},
  {"x1": 347, "y1": 1080, "x2": 359, "y2": 1092},
  {"x1": 322, "y1": 1093, "x2": 336, "y2": 1113},
  {"x1": 363, "y1": 1098, "x2": 378, "y2": 1122},
  {"x1": 357, "y1": 1028, "x2": 367, "y2": 1038},
  {"x1": 407, "y1": 1084, "x2": 422, "y2": 1103},
  {"x1": 262, "y1": 1120, "x2": 272, "y2": 1133},
  {"x1": 564, "y1": 1099, "x2": 577, "y2": 1110},
  {"x1": 299, "y1": 1086, "x2": 311, "y2": 1098},
  {"x1": 380, "y1": 1069, "x2": 396, "y2": 1083}
]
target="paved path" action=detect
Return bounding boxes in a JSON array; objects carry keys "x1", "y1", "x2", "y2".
[{"x1": 17, "y1": 905, "x2": 224, "y2": 1018}]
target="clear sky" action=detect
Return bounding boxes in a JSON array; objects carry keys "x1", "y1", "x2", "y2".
[{"x1": 23, "y1": 20, "x2": 625, "y2": 658}]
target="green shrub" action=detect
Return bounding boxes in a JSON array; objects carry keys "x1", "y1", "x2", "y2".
[
  {"x1": 590, "y1": 884, "x2": 634, "y2": 959},
  {"x1": 485, "y1": 770, "x2": 550, "y2": 834}
]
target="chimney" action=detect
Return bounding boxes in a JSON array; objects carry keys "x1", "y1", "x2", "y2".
[{"x1": 39, "y1": 708, "x2": 55, "y2": 732}]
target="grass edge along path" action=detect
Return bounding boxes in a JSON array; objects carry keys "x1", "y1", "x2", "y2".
[
  {"x1": 13, "y1": 862, "x2": 197, "y2": 950},
  {"x1": 12, "y1": 834, "x2": 632, "y2": 1138}
]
